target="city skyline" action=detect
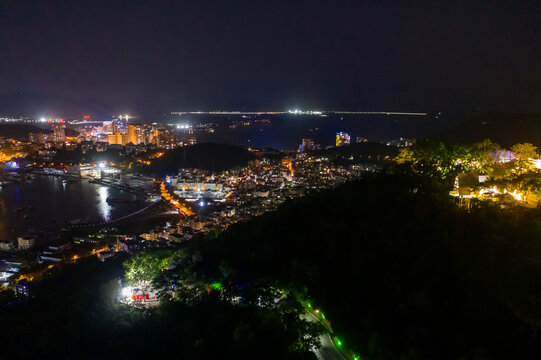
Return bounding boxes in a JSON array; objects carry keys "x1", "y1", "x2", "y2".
[{"x1": 1, "y1": 2, "x2": 541, "y2": 358}]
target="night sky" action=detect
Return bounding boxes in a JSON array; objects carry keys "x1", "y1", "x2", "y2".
[{"x1": 0, "y1": 0, "x2": 539, "y2": 119}]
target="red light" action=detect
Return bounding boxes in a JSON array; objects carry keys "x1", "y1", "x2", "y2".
[
  {"x1": 60, "y1": 120, "x2": 65, "y2": 123},
  {"x1": 83, "y1": 115, "x2": 90, "y2": 119}
]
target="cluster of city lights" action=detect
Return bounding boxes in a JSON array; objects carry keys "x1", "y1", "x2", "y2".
[{"x1": 160, "y1": 182, "x2": 194, "y2": 216}]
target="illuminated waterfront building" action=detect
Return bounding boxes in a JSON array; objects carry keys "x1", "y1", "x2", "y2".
[
  {"x1": 67, "y1": 163, "x2": 103, "y2": 178},
  {"x1": 336, "y1": 132, "x2": 350, "y2": 147}
]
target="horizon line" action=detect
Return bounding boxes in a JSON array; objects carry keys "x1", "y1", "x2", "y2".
[{"x1": 170, "y1": 110, "x2": 428, "y2": 116}]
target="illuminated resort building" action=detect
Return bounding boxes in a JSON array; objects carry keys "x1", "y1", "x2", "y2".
[
  {"x1": 173, "y1": 179, "x2": 227, "y2": 202},
  {"x1": 67, "y1": 162, "x2": 108, "y2": 178},
  {"x1": 336, "y1": 132, "x2": 350, "y2": 147}
]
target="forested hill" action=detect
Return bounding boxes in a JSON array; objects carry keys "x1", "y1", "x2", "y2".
[
  {"x1": 436, "y1": 112, "x2": 541, "y2": 146},
  {"x1": 144, "y1": 143, "x2": 255, "y2": 176},
  {"x1": 0, "y1": 123, "x2": 45, "y2": 140},
  {"x1": 180, "y1": 172, "x2": 541, "y2": 359}
]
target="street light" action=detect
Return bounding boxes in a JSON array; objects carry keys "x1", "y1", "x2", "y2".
[{"x1": 121, "y1": 286, "x2": 132, "y2": 297}]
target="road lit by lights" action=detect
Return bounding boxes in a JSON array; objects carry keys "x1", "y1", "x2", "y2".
[{"x1": 161, "y1": 182, "x2": 194, "y2": 216}]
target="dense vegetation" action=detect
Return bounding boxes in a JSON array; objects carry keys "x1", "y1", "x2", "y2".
[
  {"x1": 53, "y1": 147, "x2": 127, "y2": 164},
  {"x1": 136, "y1": 168, "x2": 541, "y2": 359},
  {"x1": 395, "y1": 139, "x2": 541, "y2": 203},
  {"x1": 0, "y1": 255, "x2": 320, "y2": 359}
]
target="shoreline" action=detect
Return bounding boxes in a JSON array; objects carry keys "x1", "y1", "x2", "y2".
[{"x1": 0, "y1": 173, "x2": 158, "y2": 238}]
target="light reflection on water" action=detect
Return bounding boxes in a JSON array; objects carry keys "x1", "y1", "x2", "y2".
[
  {"x1": 0, "y1": 176, "x2": 145, "y2": 239},
  {"x1": 98, "y1": 186, "x2": 111, "y2": 221}
]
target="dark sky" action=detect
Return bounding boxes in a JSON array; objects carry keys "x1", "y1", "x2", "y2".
[{"x1": 0, "y1": 0, "x2": 540, "y2": 119}]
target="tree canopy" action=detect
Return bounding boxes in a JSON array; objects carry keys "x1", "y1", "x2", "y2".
[{"x1": 138, "y1": 170, "x2": 541, "y2": 359}]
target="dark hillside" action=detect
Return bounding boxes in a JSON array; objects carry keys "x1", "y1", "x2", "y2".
[
  {"x1": 178, "y1": 173, "x2": 541, "y2": 359},
  {"x1": 145, "y1": 143, "x2": 255, "y2": 176},
  {"x1": 435, "y1": 112, "x2": 541, "y2": 146}
]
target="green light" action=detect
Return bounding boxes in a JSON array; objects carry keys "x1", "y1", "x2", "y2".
[
  {"x1": 210, "y1": 282, "x2": 223, "y2": 290},
  {"x1": 307, "y1": 302, "x2": 312, "y2": 308},
  {"x1": 354, "y1": 357, "x2": 359, "y2": 360},
  {"x1": 321, "y1": 313, "x2": 325, "y2": 319},
  {"x1": 336, "y1": 338, "x2": 342, "y2": 346}
]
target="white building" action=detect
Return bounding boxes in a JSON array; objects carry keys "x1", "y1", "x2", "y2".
[{"x1": 17, "y1": 236, "x2": 35, "y2": 250}]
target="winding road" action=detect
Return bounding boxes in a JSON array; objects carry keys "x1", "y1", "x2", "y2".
[{"x1": 303, "y1": 311, "x2": 348, "y2": 360}]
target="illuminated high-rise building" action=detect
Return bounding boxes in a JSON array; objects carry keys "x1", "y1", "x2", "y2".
[
  {"x1": 128, "y1": 124, "x2": 137, "y2": 144},
  {"x1": 127, "y1": 124, "x2": 147, "y2": 144},
  {"x1": 111, "y1": 121, "x2": 119, "y2": 134},
  {"x1": 300, "y1": 138, "x2": 315, "y2": 152},
  {"x1": 335, "y1": 132, "x2": 350, "y2": 147},
  {"x1": 149, "y1": 129, "x2": 160, "y2": 145},
  {"x1": 157, "y1": 129, "x2": 178, "y2": 149},
  {"x1": 29, "y1": 132, "x2": 47, "y2": 144},
  {"x1": 52, "y1": 124, "x2": 66, "y2": 143}
]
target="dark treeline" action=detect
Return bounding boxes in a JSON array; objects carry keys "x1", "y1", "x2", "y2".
[
  {"x1": 161, "y1": 168, "x2": 541, "y2": 359},
  {"x1": 133, "y1": 143, "x2": 256, "y2": 177},
  {"x1": 52, "y1": 147, "x2": 126, "y2": 164}
]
